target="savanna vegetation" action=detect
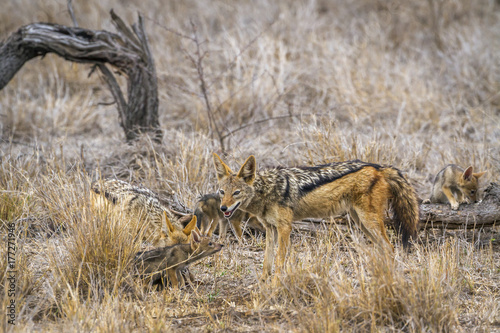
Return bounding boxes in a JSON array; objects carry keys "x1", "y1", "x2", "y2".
[{"x1": 1, "y1": 0, "x2": 499, "y2": 331}]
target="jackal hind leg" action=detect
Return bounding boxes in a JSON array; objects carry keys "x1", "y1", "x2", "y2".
[
  {"x1": 351, "y1": 205, "x2": 394, "y2": 253},
  {"x1": 167, "y1": 268, "x2": 180, "y2": 290},
  {"x1": 175, "y1": 268, "x2": 186, "y2": 289}
]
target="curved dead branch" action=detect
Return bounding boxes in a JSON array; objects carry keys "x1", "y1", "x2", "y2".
[{"x1": 0, "y1": 9, "x2": 161, "y2": 142}]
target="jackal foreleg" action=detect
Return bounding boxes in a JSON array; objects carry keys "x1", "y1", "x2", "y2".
[
  {"x1": 275, "y1": 223, "x2": 292, "y2": 274},
  {"x1": 167, "y1": 268, "x2": 179, "y2": 289},
  {"x1": 442, "y1": 185, "x2": 459, "y2": 210},
  {"x1": 261, "y1": 224, "x2": 276, "y2": 281}
]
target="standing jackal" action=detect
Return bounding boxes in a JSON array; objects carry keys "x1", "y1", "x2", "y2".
[
  {"x1": 91, "y1": 179, "x2": 197, "y2": 247},
  {"x1": 213, "y1": 154, "x2": 419, "y2": 280},
  {"x1": 194, "y1": 193, "x2": 264, "y2": 240}
]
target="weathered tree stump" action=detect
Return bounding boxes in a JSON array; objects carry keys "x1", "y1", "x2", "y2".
[{"x1": 0, "y1": 10, "x2": 162, "y2": 142}]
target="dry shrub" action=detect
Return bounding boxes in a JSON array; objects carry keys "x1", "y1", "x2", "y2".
[
  {"x1": 4, "y1": 179, "x2": 147, "y2": 327},
  {"x1": 48, "y1": 210, "x2": 143, "y2": 298},
  {"x1": 253, "y1": 230, "x2": 463, "y2": 332}
]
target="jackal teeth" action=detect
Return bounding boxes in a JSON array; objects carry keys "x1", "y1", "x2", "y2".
[{"x1": 223, "y1": 202, "x2": 240, "y2": 218}]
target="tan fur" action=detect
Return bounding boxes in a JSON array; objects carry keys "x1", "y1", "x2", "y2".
[
  {"x1": 194, "y1": 193, "x2": 264, "y2": 240},
  {"x1": 425, "y1": 164, "x2": 487, "y2": 210},
  {"x1": 134, "y1": 227, "x2": 223, "y2": 289},
  {"x1": 213, "y1": 154, "x2": 419, "y2": 281},
  {"x1": 91, "y1": 179, "x2": 196, "y2": 247}
]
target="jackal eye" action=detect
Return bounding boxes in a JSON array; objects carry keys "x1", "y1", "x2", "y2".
[
  {"x1": 470, "y1": 190, "x2": 475, "y2": 195},
  {"x1": 233, "y1": 190, "x2": 241, "y2": 196},
  {"x1": 208, "y1": 242, "x2": 213, "y2": 246},
  {"x1": 219, "y1": 189, "x2": 225, "y2": 196}
]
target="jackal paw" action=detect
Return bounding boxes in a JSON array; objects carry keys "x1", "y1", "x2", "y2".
[
  {"x1": 450, "y1": 202, "x2": 459, "y2": 210},
  {"x1": 422, "y1": 199, "x2": 431, "y2": 204}
]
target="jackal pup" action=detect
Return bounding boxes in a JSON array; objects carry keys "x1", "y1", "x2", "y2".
[
  {"x1": 194, "y1": 193, "x2": 264, "y2": 240},
  {"x1": 91, "y1": 179, "x2": 197, "y2": 246},
  {"x1": 424, "y1": 164, "x2": 486, "y2": 210},
  {"x1": 213, "y1": 154, "x2": 419, "y2": 280},
  {"x1": 134, "y1": 226, "x2": 223, "y2": 289}
]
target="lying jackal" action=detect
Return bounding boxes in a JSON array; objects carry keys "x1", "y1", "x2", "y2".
[
  {"x1": 194, "y1": 193, "x2": 264, "y2": 240},
  {"x1": 91, "y1": 179, "x2": 197, "y2": 246},
  {"x1": 213, "y1": 154, "x2": 419, "y2": 280},
  {"x1": 424, "y1": 164, "x2": 486, "y2": 210},
  {"x1": 134, "y1": 227, "x2": 223, "y2": 289}
]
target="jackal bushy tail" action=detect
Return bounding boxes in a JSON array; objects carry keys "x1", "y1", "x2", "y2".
[{"x1": 383, "y1": 168, "x2": 419, "y2": 247}]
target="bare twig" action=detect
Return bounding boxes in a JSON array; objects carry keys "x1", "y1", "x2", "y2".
[
  {"x1": 206, "y1": 20, "x2": 277, "y2": 90},
  {"x1": 143, "y1": 15, "x2": 196, "y2": 41},
  {"x1": 427, "y1": 0, "x2": 444, "y2": 51},
  {"x1": 67, "y1": 0, "x2": 79, "y2": 27},
  {"x1": 221, "y1": 114, "x2": 318, "y2": 140},
  {"x1": 148, "y1": 16, "x2": 278, "y2": 153},
  {"x1": 186, "y1": 20, "x2": 225, "y2": 152}
]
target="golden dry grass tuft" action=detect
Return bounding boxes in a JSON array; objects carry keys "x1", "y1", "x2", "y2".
[{"x1": 1, "y1": 0, "x2": 500, "y2": 331}]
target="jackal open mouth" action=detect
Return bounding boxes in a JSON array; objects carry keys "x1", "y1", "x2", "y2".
[{"x1": 223, "y1": 202, "x2": 240, "y2": 218}]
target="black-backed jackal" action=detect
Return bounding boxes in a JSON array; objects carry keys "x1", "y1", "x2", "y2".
[
  {"x1": 424, "y1": 164, "x2": 486, "y2": 210},
  {"x1": 194, "y1": 193, "x2": 264, "y2": 240},
  {"x1": 134, "y1": 228, "x2": 223, "y2": 289},
  {"x1": 213, "y1": 154, "x2": 419, "y2": 280},
  {"x1": 91, "y1": 179, "x2": 197, "y2": 247}
]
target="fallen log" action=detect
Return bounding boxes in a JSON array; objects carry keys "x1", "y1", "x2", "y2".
[
  {"x1": 419, "y1": 182, "x2": 500, "y2": 230},
  {"x1": 292, "y1": 182, "x2": 500, "y2": 232}
]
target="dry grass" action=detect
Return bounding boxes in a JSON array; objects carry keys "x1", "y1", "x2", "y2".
[{"x1": 1, "y1": 0, "x2": 500, "y2": 331}]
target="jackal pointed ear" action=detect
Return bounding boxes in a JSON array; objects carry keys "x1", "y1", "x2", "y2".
[
  {"x1": 164, "y1": 211, "x2": 175, "y2": 234},
  {"x1": 213, "y1": 153, "x2": 233, "y2": 181},
  {"x1": 182, "y1": 215, "x2": 197, "y2": 236},
  {"x1": 473, "y1": 170, "x2": 487, "y2": 179},
  {"x1": 463, "y1": 166, "x2": 474, "y2": 181},
  {"x1": 191, "y1": 228, "x2": 201, "y2": 243},
  {"x1": 237, "y1": 155, "x2": 256, "y2": 184}
]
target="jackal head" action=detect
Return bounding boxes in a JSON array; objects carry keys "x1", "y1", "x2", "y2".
[
  {"x1": 458, "y1": 166, "x2": 487, "y2": 203},
  {"x1": 213, "y1": 153, "x2": 256, "y2": 219},
  {"x1": 162, "y1": 212, "x2": 198, "y2": 246},
  {"x1": 190, "y1": 228, "x2": 223, "y2": 258}
]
